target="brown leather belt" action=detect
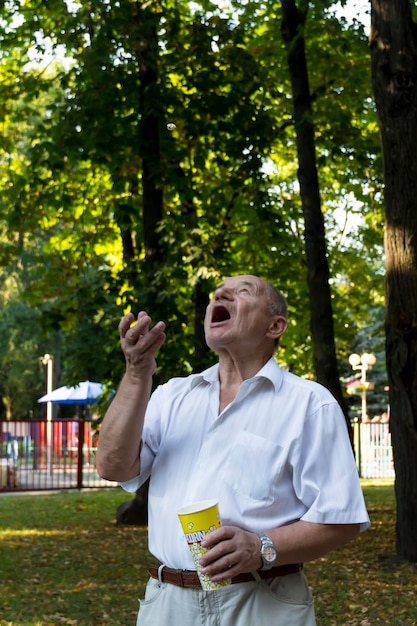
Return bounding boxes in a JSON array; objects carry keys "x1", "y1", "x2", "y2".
[{"x1": 148, "y1": 562, "x2": 303, "y2": 589}]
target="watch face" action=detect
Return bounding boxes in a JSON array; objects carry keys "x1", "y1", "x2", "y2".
[{"x1": 263, "y1": 545, "x2": 276, "y2": 563}]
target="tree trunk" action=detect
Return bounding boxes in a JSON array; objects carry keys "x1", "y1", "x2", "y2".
[
  {"x1": 120, "y1": 4, "x2": 165, "y2": 516},
  {"x1": 112, "y1": 4, "x2": 164, "y2": 291},
  {"x1": 134, "y1": 3, "x2": 164, "y2": 275},
  {"x1": 370, "y1": 0, "x2": 417, "y2": 561},
  {"x1": 280, "y1": 0, "x2": 350, "y2": 434}
]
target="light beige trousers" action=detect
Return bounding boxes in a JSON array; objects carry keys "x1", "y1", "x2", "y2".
[{"x1": 136, "y1": 571, "x2": 316, "y2": 626}]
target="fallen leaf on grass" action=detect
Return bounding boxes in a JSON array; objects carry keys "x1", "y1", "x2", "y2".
[{"x1": 42, "y1": 614, "x2": 78, "y2": 624}]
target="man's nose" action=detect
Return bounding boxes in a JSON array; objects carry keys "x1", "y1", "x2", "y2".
[{"x1": 214, "y1": 287, "x2": 232, "y2": 301}]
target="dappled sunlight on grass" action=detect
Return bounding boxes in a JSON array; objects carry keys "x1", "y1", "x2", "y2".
[
  {"x1": 1, "y1": 528, "x2": 63, "y2": 538},
  {"x1": 307, "y1": 480, "x2": 417, "y2": 625},
  {"x1": 0, "y1": 482, "x2": 416, "y2": 625},
  {"x1": 0, "y1": 490, "x2": 145, "y2": 625}
]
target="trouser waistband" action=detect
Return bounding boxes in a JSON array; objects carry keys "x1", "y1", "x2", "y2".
[{"x1": 148, "y1": 562, "x2": 303, "y2": 588}]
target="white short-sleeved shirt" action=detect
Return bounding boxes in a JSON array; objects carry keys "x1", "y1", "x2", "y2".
[{"x1": 121, "y1": 357, "x2": 370, "y2": 569}]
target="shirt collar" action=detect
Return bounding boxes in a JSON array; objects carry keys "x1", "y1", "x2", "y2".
[
  {"x1": 189, "y1": 363, "x2": 219, "y2": 389},
  {"x1": 252, "y1": 356, "x2": 284, "y2": 392},
  {"x1": 189, "y1": 357, "x2": 284, "y2": 392}
]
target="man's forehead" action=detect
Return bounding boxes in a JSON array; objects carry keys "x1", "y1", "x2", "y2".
[{"x1": 216, "y1": 275, "x2": 263, "y2": 289}]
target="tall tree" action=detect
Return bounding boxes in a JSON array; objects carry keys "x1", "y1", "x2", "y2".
[
  {"x1": 370, "y1": 0, "x2": 417, "y2": 561},
  {"x1": 280, "y1": 0, "x2": 349, "y2": 426},
  {"x1": 0, "y1": 0, "x2": 385, "y2": 413}
]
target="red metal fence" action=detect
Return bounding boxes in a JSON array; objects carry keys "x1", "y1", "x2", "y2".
[
  {"x1": 0, "y1": 420, "x2": 118, "y2": 492},
  {"x1": 0, "y1": 419, "x2": 395, "y2": 492}
]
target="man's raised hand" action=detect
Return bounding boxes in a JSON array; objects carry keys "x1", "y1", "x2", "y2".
[{"x1": 119, "y1": 311, "x2": 166, "y2": 379}]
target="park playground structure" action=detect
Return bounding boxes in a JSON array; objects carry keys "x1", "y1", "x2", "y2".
[{"x1": 0, "y1": 419, "x2": 118, "y2": 491}]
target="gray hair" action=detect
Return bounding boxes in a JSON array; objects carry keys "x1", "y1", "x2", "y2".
[{"x1": 264, "y1": 282, "x2": 288, "y2": 319}]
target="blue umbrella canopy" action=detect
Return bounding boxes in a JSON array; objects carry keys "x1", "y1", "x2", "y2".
[{"x1": 38, "y1": 380, "x2": 106, "y2": 405}]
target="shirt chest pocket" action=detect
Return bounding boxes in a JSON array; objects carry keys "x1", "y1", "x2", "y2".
[{"x1": 220, "y1": 431, "x2": 283, "y2": 504}]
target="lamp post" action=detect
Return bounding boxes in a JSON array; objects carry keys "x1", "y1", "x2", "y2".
[
  {"x1": 348, "y1": 352, "x2": 376, "y2": 477},
  {"x1": 40, "y1": 354, "x2": 54, "y2": 474},
  {"x1": 348, "y1": 352, "x2": 376, "y2": 422}
]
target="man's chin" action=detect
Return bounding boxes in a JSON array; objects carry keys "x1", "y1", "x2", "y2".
[{"x1": 205, "y1": 333, "x2": 234, "y2": 352}]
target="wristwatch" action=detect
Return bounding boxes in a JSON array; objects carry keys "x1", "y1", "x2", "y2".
[{"x1": 258, "y1": 533, "x2": 277, "y2": 570}]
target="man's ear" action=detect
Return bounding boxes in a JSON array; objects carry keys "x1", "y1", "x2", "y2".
[{"x1": 267, "y1": 316, "x2": 288, "y2": 341}]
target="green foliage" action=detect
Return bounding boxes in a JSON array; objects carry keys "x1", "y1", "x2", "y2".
[
  {"x1": 0, "y1": 0, "x2": 386, "y2": 417},
  {"x1": 0, "y1": 290, "x2": 45, "y2": 419}
]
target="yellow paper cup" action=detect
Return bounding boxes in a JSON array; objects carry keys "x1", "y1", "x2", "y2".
[{"x1": 177, "y1": 499, "x2": 231, "y2": 590}]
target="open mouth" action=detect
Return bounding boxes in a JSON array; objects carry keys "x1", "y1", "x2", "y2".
[{"x1": 211, "y1": 305, "x2": 231, "y2": 324}]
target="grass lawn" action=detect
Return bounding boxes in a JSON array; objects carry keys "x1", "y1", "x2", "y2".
[{"x1": 0, "y1": 480, "x2": 416, "y2": 625}]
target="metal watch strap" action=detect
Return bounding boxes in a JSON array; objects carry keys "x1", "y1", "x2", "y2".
[{"x1": 258, "y1": 533, "x2": 277, "y2": 571}]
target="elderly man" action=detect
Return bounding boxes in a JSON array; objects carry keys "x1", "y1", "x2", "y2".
[{"x1": 96, "y1": 274, "x2": 369, "y2": 626}]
